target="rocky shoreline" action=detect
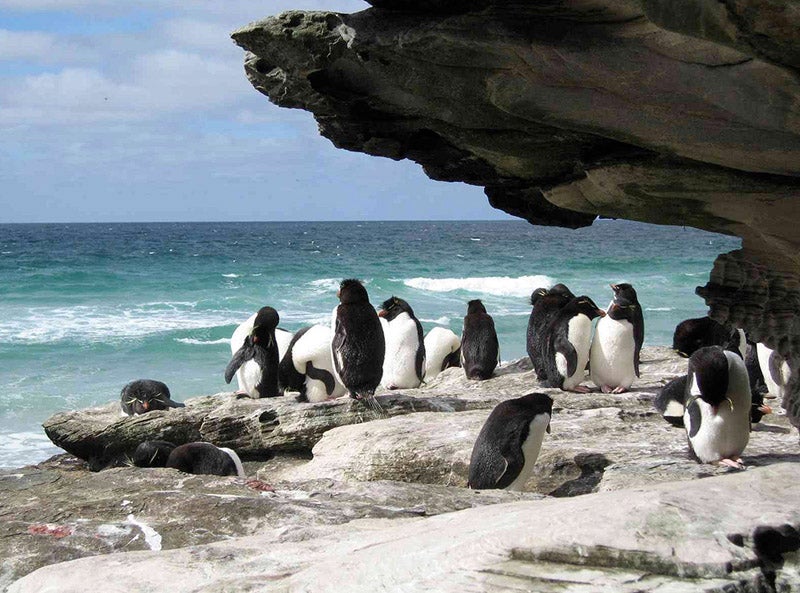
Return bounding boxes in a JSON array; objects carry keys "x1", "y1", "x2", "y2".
[{"x1": 2, "y1": 346, "x2": 799, "y2": 591}]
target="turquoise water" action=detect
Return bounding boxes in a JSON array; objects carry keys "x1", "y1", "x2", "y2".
[{"x1": 0, "y1": 220, "x2": 739, "y2": 468}]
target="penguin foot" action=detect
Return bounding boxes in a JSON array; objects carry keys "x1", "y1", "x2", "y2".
[
  {"x1": 568, "y1": 385, "x2": 591, "y2": 393},
  {"x1": 601, "y1": 385, "x2": 613, "y2": 394},
  {"x1": 718, "y1": 458, "x2": 746, "y2": 470},
  {"x1": 612, "y1": 386, "x2": 628, "y2": 394},
  {"x1": 234, "y1": 390, "x2": 252, "y2": 398}
]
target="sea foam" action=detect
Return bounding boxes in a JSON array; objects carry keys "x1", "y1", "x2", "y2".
[{"x1": 404, "y1": 275, "x2": 553, "y2": 298}]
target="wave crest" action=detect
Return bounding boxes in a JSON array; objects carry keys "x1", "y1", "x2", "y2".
[{"x1": 404, "y1": 275, "x2": 553, "y2": 298}]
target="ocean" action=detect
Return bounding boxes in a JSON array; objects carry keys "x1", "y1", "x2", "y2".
[{"x1": 0, "y1": 220, "x2": 739, "y2": 469}]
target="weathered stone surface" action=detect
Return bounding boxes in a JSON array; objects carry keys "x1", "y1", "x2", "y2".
[
  {"x1": 43, "y1": 390, "x2": 493, "y2": 470},
  {"x1": 0, "y1": 454, "x2": 537, "y2": 591},
  {"x1": 10, "y1": 464, "x2": 800, "y2": 592},
  {"x1": 231, "y1": 0, "x2": 800, "y2": 429},
  {"x1": 269, "y1": 349, "x2": 799, "y2": 494}
]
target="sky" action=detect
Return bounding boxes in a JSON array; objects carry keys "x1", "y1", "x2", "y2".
[{"x1": 0, "y1": 1, "x2": 511, "y2": 223}]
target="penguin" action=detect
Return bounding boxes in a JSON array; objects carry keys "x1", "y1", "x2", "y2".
[
  {"x1": 331, "y1": 279, "x2": 385, "y2": 400},
  {"x1": 672, "y1": 316, "x2": 743, "y2": 358},
  {"x1": 655, "y1": 339, "x2": 771, "y2": 427},
  {"x1": 654, "y1": 375, "x2": 689, "y2": 427},
  {"x1": 131, "y1": 440, "x2": 177, "y2": 468},
  {"x1": 378, "y1": 296, "x2": 425, "y2": 389},
  {"x1": 166, "y1": 442, "x2": 246, "y2": 477},
  {"x1": 745, "y1": 341, "x2": 773, "y2": 423},
  {"x1": 229, "y1": 309, "x2": 292, "y2": 396},
  {"x1": 224, "y1": 306, "x2": 281, "y2": 398},
  {"x1": 280, "y1": 324, "x2": 346, "y2": 403},
  {"x1": 756, "y1": 342, "x2": 791, "y2": 400},
  {"x1": 590, "y1": 283, "x2": 645, "y2": 393},
  {"x1": 683, "y1": 346, "x2": 752, "y2": 469},
  {"x1": 527, "y1": 284, "x2": 575, "y2": 381},
  {"x1": 423, "y1": 327, "x2": 461, "y2": 381},
  {"x1": 542, "y1": 296, "x2": 606, "y2": 392},
  {"x1": 468, "y1": 393, "x2": 553, "y2": 490},
  {"x1": 460, "y1": 299, "x2": 499, "y2": 381},
  {"x1": 120, "y1": 379, "x2": 184, "y2": 415}
]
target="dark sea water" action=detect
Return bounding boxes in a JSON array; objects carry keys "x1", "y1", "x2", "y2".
[{"x1": 0, "y1": 220, "x2": 740, "y2": 468}]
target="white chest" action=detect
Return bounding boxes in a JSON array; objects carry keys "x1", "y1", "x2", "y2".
[
  {"x1": 590, "y1": 316, "x2": 636, "y2": 388},
  {"x1": 382, "y1": 313, "x2": 422, "y2": 388},
  {"x1": 507, "y1": 414, "x2": 550, "y2": 491},
  {"x1": 557, "y1": 315, "x2": 594, "y2": 390}
]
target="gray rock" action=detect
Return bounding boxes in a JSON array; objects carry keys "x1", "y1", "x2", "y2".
[{"x1": 10, "y1": 464, "x2": 800, "y2": 592}]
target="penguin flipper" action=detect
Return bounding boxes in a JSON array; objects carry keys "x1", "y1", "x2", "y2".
[
  {"x1": 331, "y1": 316, "x2": 347, "y2": 380},
  {"x1": 468, "y1": 447, "x2": 509, "y2": 489},
  {"x1": 554, "y1": 335, "x2": 578, "y2": 379},
  {"x1": 306, "y1": 362, "x2": 336, "y2": 396},
  {"x1": 634, "y1": 307, "x2": 644, "y2": 377},
  {"x1": 224, "y1": 341, "x2": 253, "y2": 384},
  {"x1": 685, "y1": 397, "x2": 702, "y2": 438}
]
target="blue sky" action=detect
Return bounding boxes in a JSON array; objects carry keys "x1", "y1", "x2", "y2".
[{"x1": 0, "y1": 0, "x2": 510, "y2": 222}]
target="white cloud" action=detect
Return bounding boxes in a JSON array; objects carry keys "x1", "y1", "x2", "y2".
[{"x1": 0, "y1": 30, "x2": 53, "y2": 60}]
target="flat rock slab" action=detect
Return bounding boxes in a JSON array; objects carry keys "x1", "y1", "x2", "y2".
[
  {"x1": 11, "y1": 464, "x2": 800, "y2": 592},
  {"x1": 0, "y1": 455, "x2": 538, "y2": 591}
]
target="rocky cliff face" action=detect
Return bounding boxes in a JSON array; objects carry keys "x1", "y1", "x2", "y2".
[{"x1": 230, "y1": 0, "x2": 800, "y2": 429}]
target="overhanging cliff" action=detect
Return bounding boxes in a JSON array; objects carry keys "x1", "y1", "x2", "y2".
[{"x1": 231, "y1": 0, "x2": 800, "y2": 428}]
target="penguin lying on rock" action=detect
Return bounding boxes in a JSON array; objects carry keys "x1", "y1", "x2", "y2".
[
  {"x1": 279, "y1": 324, "x2": 346, "y2": 403},
  {"x1": 422, "y1": 327, "x2": 461, "y2": 381},
  {"x1": 133, "y1": 440, "x2": 245, "y2": 477},
  {"x1": 120, "y1": 379, "x2": 184, "y2": 416}
]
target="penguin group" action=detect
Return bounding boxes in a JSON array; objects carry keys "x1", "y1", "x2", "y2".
[{"x1": 113, "y1": 274, "x2": 784, "y2": 490}]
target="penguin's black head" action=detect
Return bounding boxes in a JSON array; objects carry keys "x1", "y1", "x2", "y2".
[
  {"x1": 530, "y1": 287, "x2": 548, "y2": 307},
  {"x1": 121, "y1": 379, "x2": 181, "y2": 415},
  {"x1": 611, "y1": 283, "x2": 638, "y2": 305},
  {"x1": 514, "y1": 393, "x2": 554, "y2": 432},
  {"x1": 549, "y1": 283, "x2": 575, "y2": 299},
  {"x1": 672, "y1": 317, "x2": 735, "y2": 358},
  {"x1": 570, "y1": 296, "x2": 606, "y2": 320},
  {"x1": 378, "y1": 296, "x2": 414, "y2": 321},
  {"x1": 466, "y1": 299, "x2": 487, "y2": 315},
  {"x1": 132, "y1": 440, "x2": 177, "y2": 468},
  {"x1": 338, "y1": 279, "x2": 369, "y2": 305},
  {"x1": 688, "y1": 346, "x2": 730, "y2": 409},
  {"x1": 251, "y1": 306, "x2": 280, "y2": 344}
]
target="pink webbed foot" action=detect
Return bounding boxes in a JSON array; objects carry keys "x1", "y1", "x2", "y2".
[
  {"x1": 612, "y1": 386, "x2": 628, "y2": 394},
  {"x1": 718, "y1": 458, "x2": 746, "y2": 470},
  {"x1": 601, "y1": 385, "x2": 613, "y2": 394},
  {"x1": 568, "y1": 384, "x2": 591, "y2": 393}
]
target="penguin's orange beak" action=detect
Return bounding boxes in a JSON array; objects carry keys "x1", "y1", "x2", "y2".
[
  {"x1": 141, "y1": 401, "x2": 150, "y2": 411},
  {"x1": 596, "y1": 309, "x2": 606, "y2": 317},
  {"x1": 758, "y1": 404, "x2": 773, "y2": 415},
  {"x1": 377, "y1": 309, "x2": 387, "y2": 318}
]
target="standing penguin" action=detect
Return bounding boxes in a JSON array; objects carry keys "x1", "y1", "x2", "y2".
[
  {"x1": 460, "y1": 299, "x2": 499, "y2": 380},
  {"x1": 468, "y1": 393, "x2": 553, "y2": 490},
  {"x1": 527, "y1": 283, "x2": 575, "y2": 381},
  {"x1": 423, "y1": 327, "x2": 461, "y2": 381},
  {"x1": 331, "y1": 279, "x2": 385, "y2": 400},
  {"x1": 542, "y1": 296, "x2": 606, "y2": 392},
  {"x1": 279, "y1": 324, "x2": 346, "y2": 403},
  {"x1": 756, "y1": 343, "x2": 791, "y2": 400},
  {"x1": 590, "y1": 283, "x2": 645, "y2": 393},
  {"x1": 224, "y1": 306, "x2": 281, "y2": 398},
  {"x1": 378, "y1": 296, "x2": 425, "y2": 389},
  {"x1": 684, "y1": 346, "x2": 752, "y2": 469}
]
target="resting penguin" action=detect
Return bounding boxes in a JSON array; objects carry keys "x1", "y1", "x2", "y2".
[
  {"x1": 225, "y1": 306, "x2": 281, "y2": 398},
  {"x1": 460, "y1": 299, "x2": 500, "y2": 381},
  {"x1": 527, "y1": 283, "x2": 575, "y2": 381},
  {"x1": 166, "y1": 442, "x2": 246, "y2": 478},
  {"x1": 280, "y1": 324, "x2": 346, "y2": 403},
  {"x1": 590, "y1": 283, "x2": 644, "y2": 393},
  {"x1": 132, "y1": 440, "x2": 178, "y2": 468},
  {"x1": 229, "y1": 309, "x2": 292, "y2": 396},
  {"x1": 331, "y1": 279, "x2": 385, "y2": 400},
  {"x1": 423, "y1": 327, "x2": 461, "y2": 381},
  {"x1": 672, "y1": 317, "x2": 743, "y2": 358},
  {"x1": 468, "y1": 393, "x2": 553, "y2": 490},
  {"x1": 542, "y1": 296, "x2": 606, "y2": 392},
  {"x1": 120, "y1": 379, "x2": 184, "y2": 415},
  {"x1": 378, "y1": 296, "x2": 425, "y2": 389},
  {"x1": 684, "y1": 346, "x2": 752, "y2": 469}
]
